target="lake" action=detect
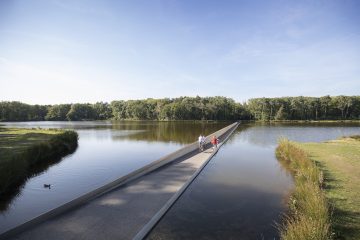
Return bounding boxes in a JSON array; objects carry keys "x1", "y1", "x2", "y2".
[
  {"x1": 146, "y1": 122, "x2": 360, "y2": 240},
  {"x1": 0, "y1": 121, "x2": 228, "y2": 234},
  {"x1": 0, "y1": 121, "x2": 359, "y2": 237}
]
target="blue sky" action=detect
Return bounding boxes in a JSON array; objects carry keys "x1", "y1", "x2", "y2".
[{"x1": 0, "y1": 0, "x2": 359, "y2": 104}]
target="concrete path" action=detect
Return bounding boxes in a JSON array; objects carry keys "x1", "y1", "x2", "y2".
[{"x1": 8, "y1": 125, "x2": 237, "y2": 240}]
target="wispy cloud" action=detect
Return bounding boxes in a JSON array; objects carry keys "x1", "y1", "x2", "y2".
[{"x1": 1, "y1": 0, "x2": 359, "y2": 104}]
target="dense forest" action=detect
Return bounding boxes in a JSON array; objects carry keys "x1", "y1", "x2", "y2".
[
  {"x1": 247, "y1": 96, "x2": 360, "y2": 120},
  {"x1": 0, "y1": 96, "x2": 359, "y2": 121}
]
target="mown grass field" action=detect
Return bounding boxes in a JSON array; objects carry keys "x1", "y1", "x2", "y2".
[
  {"x1": 0, "y1": 128, "x2": 62, "y2": 162},
  {"x1": 300, "y1": 137, "x2": 360, "y2": 240}
]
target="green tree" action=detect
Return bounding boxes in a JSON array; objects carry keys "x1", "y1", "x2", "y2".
[
  {"x1": 66, "y1": 104, "x2": 96, "y2": 121},
  {"x1": 45, "y1": 104, "x2": 71, "y2": 121},
  {"x1": 320, "y1": 95, "x2": 331, "y2": 119},
  {"x1": 274, "y1": 105, "x2": 287, "y2": 120},
  {"x1": 93, "y1": 102, "x2": 113, "y2": 120},
  {"x1": 111, "y1": 100, "x2": 127, "y2": 119}
]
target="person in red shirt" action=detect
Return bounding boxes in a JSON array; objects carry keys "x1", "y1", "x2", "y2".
[{"x1": 211, "y1": 135, "x2": 219, "y2": 150}]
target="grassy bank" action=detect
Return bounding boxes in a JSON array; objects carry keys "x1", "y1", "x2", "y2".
[
  {"x1": 0, "y1": 128, "x2": 78, "y2": 201},
  {"x1": 299, "y1": 137, "x2": 360, "y2": 240},
  {"x1": 276, "y1": 138, "x2": 332, "y2": 240}
]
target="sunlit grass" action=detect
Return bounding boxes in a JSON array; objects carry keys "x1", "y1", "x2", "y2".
[
  {"x1": 300, "y1": 137, "x2": 360, "y2": 240},
  {"x1": 276, "y1": 138, "x2": 332, "y2": 240},
  {"x1": 0, "y1": 128, "x2": 62, "y2": 162}
]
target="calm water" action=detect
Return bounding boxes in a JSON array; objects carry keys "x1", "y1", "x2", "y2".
[
  {"x1": 147, "y1": 122, "x2": 360, "y2": 240},
  {"x1": 0, "y1": 121, "x2": 228, "y2": 234}
]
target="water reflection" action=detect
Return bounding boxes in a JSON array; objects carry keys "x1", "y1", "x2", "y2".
[
  {"x1": 2, "y1": 121, "x2": 230, "y2": 144},
  {"x1": 0, "y1": 121, "x2": 228, "y2": 234},
  {"x1": 0, "y1": 146, "x2": 78, "y2": 212},
  {"x1": 112, "y1": 124, "x2": 224, "y2": 144},
  {"x1": 147, "y1": 122, "x2": 360, "y2": 240}
]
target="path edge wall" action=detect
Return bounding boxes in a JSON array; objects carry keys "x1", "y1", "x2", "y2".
[{"x1": 0, "y1": 122, "x2": 239, "y2": 239}]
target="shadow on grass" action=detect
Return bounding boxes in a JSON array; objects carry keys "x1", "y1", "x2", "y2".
[
  {"x1": 314, "y1": 159, "x2": 359, "y2": 240},
  {"x1": 331, "y1": 207, "x2": 359, "y2": 240}
]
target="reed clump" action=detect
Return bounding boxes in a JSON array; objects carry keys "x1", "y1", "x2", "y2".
[{"x1": 276, "y1": 138, "x2": 332, "y2": 240}]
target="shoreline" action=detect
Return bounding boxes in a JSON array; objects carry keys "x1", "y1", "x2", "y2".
[
  {"x1": 0, "y1": 128, "x2": 78, "y2": 210},
  {"x1": 276, "y1": 136, "x2": 360, "y2": 240}
]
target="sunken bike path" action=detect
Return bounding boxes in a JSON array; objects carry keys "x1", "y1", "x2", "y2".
[{"x1": 8, "y1": 123, "x2": 238, "y2": 240}]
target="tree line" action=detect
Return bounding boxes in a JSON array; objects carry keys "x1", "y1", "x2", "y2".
[
  {"x1": 247, "y1": 96, "x2": 360, "y2": 121},
  {"x1": 0, "y1": 96, "x2": 359, "y2": 121}
]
